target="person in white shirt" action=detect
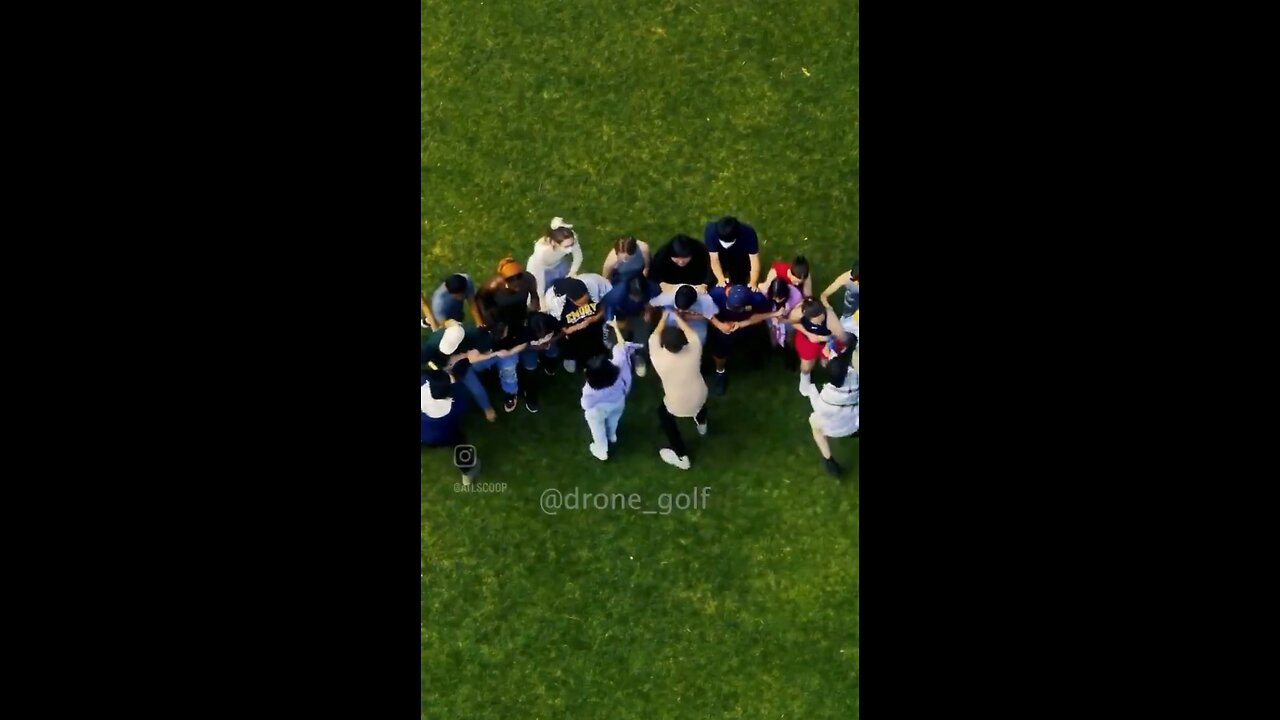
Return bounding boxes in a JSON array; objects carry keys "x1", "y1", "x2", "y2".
[
  {"x1": 526, "y1": 216, "x2": 584, "y2": 299},
  {"x1": 648, "y1": 284, "x2": 718, "y2": 347},
  {"x1": 800, "y1": 349, "x2": 859, "y2": 477}
]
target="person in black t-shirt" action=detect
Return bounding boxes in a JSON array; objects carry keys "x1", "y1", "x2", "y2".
[{"x1": 547, "y1": 277, "x2": 607, "y2": 374}]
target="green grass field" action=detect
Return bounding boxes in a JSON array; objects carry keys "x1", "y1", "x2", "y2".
[{"x1": 422, "y1": 1, "x2": 858, "y2": 716}]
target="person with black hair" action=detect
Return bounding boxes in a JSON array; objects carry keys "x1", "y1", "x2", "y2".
[
  {"x1": 799, "y1": 349, "x2": 859, "y2": 477},
  {"x1": 429, "y1": 272, "x2": 483, "y2": 326},
  {"x1": 543, "y1": 276, "x2": 608, "y2": 374},
  {"x1": 579, "y1": 319, "x2": 645, "y2": 461},
  {"x1": 649, "y1": 233, "x2": 713, "y2": 292},
  {"x1": 647, "y1": 282, "x2": 719, "y2": 347},
  {"x1": 761, "y1": 254, "x2": 814, "y2": 297},
  {"x1": 421, "y1": 368, "x2": 482, "y2": 484},
  {"x1": 704, "y1": 215, "x2": 761, "y2": 290},
  {"x1": 790, "y1": 298, "x2": 847, "y2": 392},
  {"x1": 765, "y1": 277, "x2": 805, "y2": 369},
  {"x1": 820, "y1": 260, "x2": 859, "y2": 341},
  {"x1": 648, "y1": 310, "x2": 709, "y2": 470},
  {"x1": 601, "y1": 272, "x2": 659, "y2": 376}
]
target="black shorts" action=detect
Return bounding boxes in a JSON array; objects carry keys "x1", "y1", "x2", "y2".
[{"x1": 710, "y1": 323, "x2": 765, "y2": 359}]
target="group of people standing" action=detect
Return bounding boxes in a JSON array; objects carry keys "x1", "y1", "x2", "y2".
[{"x1": 421, "y1": 216, "x2": 860, "y2": 482}]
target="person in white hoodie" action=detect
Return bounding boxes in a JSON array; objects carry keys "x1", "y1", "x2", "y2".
[
  {"x1": 526, "y1": 216, "x2": 584, "y2": 300},
  {"x1": 800, "y1": 348, "x2": 859, "y2": 477}
]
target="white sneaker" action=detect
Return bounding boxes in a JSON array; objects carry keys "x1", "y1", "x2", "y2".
[
  {"x1": 659, "y1": 448, "x2": 691, "y2": 470},
  {"x1": 461, "y1": 473, "x2": 471, "y2": 487},
  {"x1": 589, "y1": 443, "x2": 608, "y2": 461},
  {"x1": 563, "y1": 359, "x2": 577, "y2": 373},
  {"x1": 635, "y1": 357, "x2": 647, "y2": 377},
  {"x1": 696, "y1": 420, "x2": 707, "y2": 436},
  {"x1": 609, "y1": 432, "x2": 618, "y2": 444}
]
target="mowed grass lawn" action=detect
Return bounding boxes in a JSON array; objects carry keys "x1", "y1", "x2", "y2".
[{"x1": 422, "y1": 1, "x2": 859, "y2": 717}]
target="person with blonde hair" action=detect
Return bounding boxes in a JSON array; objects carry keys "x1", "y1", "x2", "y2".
[{"x1": 526, "y1": 216, "x2": 584, "y2": 299}]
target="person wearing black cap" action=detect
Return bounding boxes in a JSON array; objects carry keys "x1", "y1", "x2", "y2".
[
  {"x1": 704, "y1": 215, "x2": 761, "y2": 290},
  {"x1": 545, "y1": 276, "x2": 608, "y2": 373},
  {"x1": 706, "y1": 283, "x2": 774, "y2": 396}
]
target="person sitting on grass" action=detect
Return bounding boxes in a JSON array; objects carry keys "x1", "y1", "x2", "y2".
[
  {"x1": 580, "y1": 318, "x2": 645, "y2": 462},
  {"x1": 648, "y1": 309, "x2": 709, "y2": 470},
  {"x1": 421, "y1": 368, "x2": 482, "y2": 485},
  {"x1": 800, "y1": 348, "x2": 859, "y2": 477}
]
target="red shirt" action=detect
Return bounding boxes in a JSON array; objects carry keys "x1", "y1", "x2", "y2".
[{"x1": 771, "y1": 260, "x2": 792, "y2": 284}]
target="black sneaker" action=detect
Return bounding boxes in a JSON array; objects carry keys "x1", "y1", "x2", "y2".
[
  {"x1": 524, "y1": 395, "x2": 540, "y2": 413},
  {"x1": 503, "y1": 393, "x2": 519, "y2": 413},
  {"x1": 543, "y1": 360, "x2": 557, "y2": 376},
  {"x1": 824, "y1": 457, "x2": 843, "y2": 477},
  {"x1": 711, "y1": 371, "x2": 727, "y2": 396}
]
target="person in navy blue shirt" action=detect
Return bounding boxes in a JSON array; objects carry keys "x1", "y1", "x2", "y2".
[
  {"x1": 704, "y1": 216, "x2": 761, "y2": 290},
  {"x1": 706, "y1": 283, "x2": 775, "y2": 396},
  {"x1": 602, "y1": 273, "x2": 660, "y2": 376}
]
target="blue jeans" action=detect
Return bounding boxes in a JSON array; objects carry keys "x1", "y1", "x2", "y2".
[
  {"x1": 462, "y1": 356, "x2": 499, "y2": 411},
  {"x1": 496, "y1": 348, "x2": 541, "y2": 394},
  {"x1": 431, "y1": 290, "x2": 465, "y2": 323},
  {"x1": 584, "y1": 399, "x2": 626, "y2": 447}
]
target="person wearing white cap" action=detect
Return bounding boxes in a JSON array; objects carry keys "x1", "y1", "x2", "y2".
[
  {"x1": 526, "y1": 216, "x2": 584, "y2": 300},
  {"x1": 421, "y1": 321, "x2": 498, "y2": 422},
  {"x1": 421, "y1": 368, "x2": 481, "y2": 484}
]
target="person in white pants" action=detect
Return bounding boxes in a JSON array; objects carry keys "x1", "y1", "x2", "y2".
[{"x1": 580, "y1": 319, "x2": 643, "y2": 461}]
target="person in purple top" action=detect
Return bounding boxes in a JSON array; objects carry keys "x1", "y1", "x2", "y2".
[
  {"x1": 765, "y1": 276, "x2": 805, "y2": 371},
  {"x1": 706, "y1": 283, "x2": 774, "y2": 396},
  {"x1": 580, "y1": 324, "x2": 644, "y2": 461},
  {"x1": 704, "y1": 215, "x2": 761, "y2": 290}
]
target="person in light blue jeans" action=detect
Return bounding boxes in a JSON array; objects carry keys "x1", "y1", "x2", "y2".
[{"x1": 580, "y1": 327, "x2": 643, "y2": 461}]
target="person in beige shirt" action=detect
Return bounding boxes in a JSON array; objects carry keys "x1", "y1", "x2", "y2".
[{"x1": 648, "y1": 309, "x2": 709, "y2": 469}]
